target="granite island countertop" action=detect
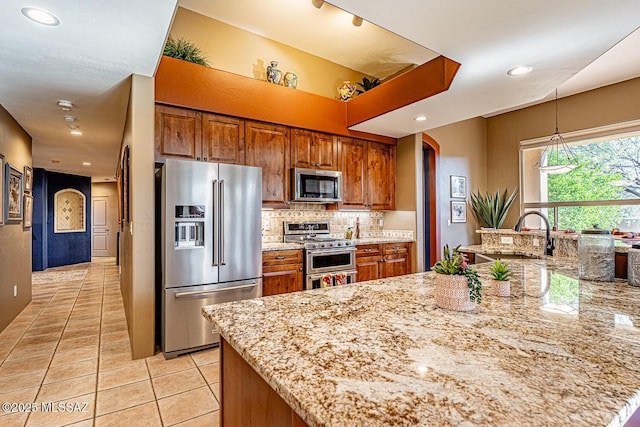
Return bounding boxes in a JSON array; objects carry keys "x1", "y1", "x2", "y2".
[{"x1": 202, "y1": 259, "x2": 640, "y2": 426}]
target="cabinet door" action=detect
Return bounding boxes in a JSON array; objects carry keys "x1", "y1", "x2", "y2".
[
  {"x1": 356, "y1": 257, "x2": 381, "y2": 282},
  {"x1": 155, "y1": 105, "x2": 201, "y2": 162},
  {"x1": 367, "y1": 142, "x2": 396, "y2": 210},
  {"x1": 313, "y1": 132, "x2": 337, "y2": 170},
  {"x1": 262, "y1": 265, "x2": 303, "y2": 296},
  {"x1": 381, "y1": 254, "x2": 410, "y2": 278},
  {"x1": 381, "y1": 243, "x2": 411, "y2": 278},
  {"x1": 291, "y1": 129, "x2": 314, "y2": 169},
  {"x1": 202, "y1": 113, "x2": 245, "y2": 164},
  {"x1": 245, "y1": 121, "x2": 290, "y2": 207},
  {"x1": 292, "y1": 130, "x2": 337, "y2": 170},
  {"x1": 338, "y1": 138, "x2": 368, "y2": 209}
]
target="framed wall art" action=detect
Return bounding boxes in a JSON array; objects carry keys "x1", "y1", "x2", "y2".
[
  {"x1": 6, "y1": 163, "x2": 23, "y2": 222},
  {"x1": 451, "y1": 201, "x2": 467, "y2": 223},
  {"x1": 23, "y1": 165, "x2": 33, "y2": 193},
  {"x1": 0, "y1": 153, "x2": 4, "y2": 225},
  {"x1": 122, "y1": 146, "x2": 130, "y2": 223},
  {"x1": 23, "y1": 194, "x2": 33, "y2": 228},
  {"x1": 450, "y1": 175, "x2": 467, "y2": 199}
]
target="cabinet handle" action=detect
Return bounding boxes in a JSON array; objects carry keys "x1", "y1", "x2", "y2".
[
  {"x1": 264, "y1": 269, "x2": 298, "y2": 277},
  {"x1": 393, "y1": 246, "x2": 400, "y2": 250},
  {"x1": 275, "y1": 255, "x2": 286, "y2": 260},
  {"x1": 204, "y1": 157, "x2": 208, "y2": 161},
  {"x1": 196, "y1": 156, "x2": 201, "y2": 161}
]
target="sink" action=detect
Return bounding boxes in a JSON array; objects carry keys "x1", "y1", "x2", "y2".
[{"x1": 476, "y1": 253, "x2": 538, "y2": 263}]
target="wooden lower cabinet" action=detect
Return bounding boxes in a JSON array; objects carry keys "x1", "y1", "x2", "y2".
[
  {"x1": 356, "y1": 244, "x2": 382, "y2": 282},
  {"x1": 221, "y1": 339, "x2": 309, "y2": 427},
  {"x1": 356, "y1": 242, "x2": 412, "y2": 282},
  {"x1": 262, "y1": 250, "x2": 303, "y2": 296},
  {"x1": 381, "y1": 242, "x2": 411, "y2": 278}
]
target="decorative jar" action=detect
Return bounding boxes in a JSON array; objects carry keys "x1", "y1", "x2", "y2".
[
  {"x1": 283, "y1": 71, "x2": 298, "y2": 88},
  {"x1": 578, "y1": 225, "x2": 614, "y2": 281},
  {"x1": 337, "y1": 81, "x2": 356, "y2": 101},
  {"x1": 266, "y1": 61, "x2": 282, "y2": 85},
  {"x1": 628, "y1": 243, "x2": 640, "y2": 287}
]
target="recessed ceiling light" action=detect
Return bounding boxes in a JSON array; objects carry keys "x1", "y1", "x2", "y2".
[
  {"x1": 21, "y1": 7, "x2": 60, "y2": 26},
  {"x1": 413, "y1": 115, "x2": 428, "y2": 122},
  {"x1": 507, "y1": 66, "x2": 533, "y2": 76},
  {"x1": 64, "y1": 115, "x2": 76, "y2": 123},
  {"x1": 82, "y1": 162, "x2": 92, "y2": 166},
  {"x1": 70, "y1": 130, "x2": 83, "y2": 136},
  {"x1": 67, "y1": 123, "x2": 79, "y2": 129},
  {"x1": 57, "y1": 100, "x2": 74, "y2": 111}
]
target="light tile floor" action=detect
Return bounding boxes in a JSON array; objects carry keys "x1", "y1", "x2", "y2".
[{"x1": 0, "y1": 258, "x2": 221, "y2": 427}]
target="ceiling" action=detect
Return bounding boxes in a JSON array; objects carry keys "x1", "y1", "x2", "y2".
[
  {"x1": 0, "y1": 0, "x2": 176, "y2": 182},
  {"x1": 0, "y1": 0, "x2": 639, "y2": 181}
]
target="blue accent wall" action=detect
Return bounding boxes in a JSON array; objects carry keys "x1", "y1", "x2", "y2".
[
  {"x1": 32, "y1": 168, "x2": 47, "y2": 271},
  {"x1": 31, "y1": 170, "x2": 91, "y2": 269},
  {"x1": 46, "y1": 172, "x2": 91, "y2": 267}
]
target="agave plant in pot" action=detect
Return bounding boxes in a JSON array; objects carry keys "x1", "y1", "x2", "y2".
[
  {"x1": 469, "y1": 188, "x2": 518, "y2": 230},
  {"x1": 432, "y1": 245, "x2": 482, "y2": 311},
  {"x1": 489, "y1": 259, "x2": 511, "y2": 297}
]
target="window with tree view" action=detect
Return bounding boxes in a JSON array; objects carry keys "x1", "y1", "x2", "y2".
[{"x1": 520, "y1": 129, "x2": 640, "y2": 232}]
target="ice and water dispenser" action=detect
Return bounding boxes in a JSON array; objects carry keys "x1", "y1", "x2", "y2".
[{"x1": 174, "y1": 205, "x2": 205, "y2": 249}]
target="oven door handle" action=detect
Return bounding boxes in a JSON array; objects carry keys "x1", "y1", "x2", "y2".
[
  {"x1": 174, "y1": 282, "x2": 258, "y2": 298},
  {"x1": 307, "y1": 249, "x2": 355, "y2": 256}
]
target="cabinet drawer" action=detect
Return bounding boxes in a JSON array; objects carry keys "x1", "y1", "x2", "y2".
[
  {"x1": 383, "y1": 242, "x2": 410, "y2": 255},
  {"x1": 356, "y1": 244, "x2": 382, "y2": 257},
  {"x1": 262, "y1": 250, "x2": 303, "y2": 267}
]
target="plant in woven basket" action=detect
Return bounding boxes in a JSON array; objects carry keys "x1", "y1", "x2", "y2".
[
  {"x1": 469, "y1": 188, "x2": 518, "y2": 229},
  {"x1": 163, "y1": 36, "x2": 209, "y2": 67},
  {"x1": 489, "y1": 259, "x2": 511, "y2": 281},
  {"x1": 432, "y1": 245, "x2": 482, "y2": 303}
]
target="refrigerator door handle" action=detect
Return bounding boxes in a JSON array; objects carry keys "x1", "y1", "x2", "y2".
[
  {"x1": 212, "y1": 179, "x2": 219, "y2": 266},
  {"x1": 219, "y1": 179, "x2": 226, "y2": 266},
  {"x1": 174, "y1": 282, "x2": 258, "y2": 298}
]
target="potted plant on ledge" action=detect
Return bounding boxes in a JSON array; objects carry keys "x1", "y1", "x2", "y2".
[
  {"x1": 469, "y1": 188, "x2": 518, "y2": 230},
  {"x1": 432, "y1": 245, "x2": 482, "y2": 311},
  {"x1": 489, "y1": 259, "x2": 511, "y2": 297}
]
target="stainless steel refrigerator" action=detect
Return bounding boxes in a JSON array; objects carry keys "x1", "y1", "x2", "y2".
[{"x1": 160, "y1": 159, "x2": 262, "y2": 359}]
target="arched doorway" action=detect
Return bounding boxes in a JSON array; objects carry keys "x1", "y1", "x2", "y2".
[{"x1": 422, "y1": 133, "x2": 440, "y2": 268}]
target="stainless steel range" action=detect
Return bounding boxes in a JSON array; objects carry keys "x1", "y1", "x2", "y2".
[{"x1": 283, "y1": 221, "x2": 357, "y2": 290}]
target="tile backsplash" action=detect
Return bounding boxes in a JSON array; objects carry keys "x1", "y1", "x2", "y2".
[{"x1": 261, "y1": 203, "x2": 411, "y2": 243}]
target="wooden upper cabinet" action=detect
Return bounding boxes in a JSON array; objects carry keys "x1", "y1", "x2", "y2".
[
  {"x1": 367, "y1": 142, "x2": 396, "y2": 210},
  {"x1": 201, "y1": 113, "x2": 245, "y2": 164},
  {"x1": 155, "y1": 105, "x2": 202, "y2": 162},
  {"x1": 291, "y1": 129, "x2": 337, "y2": 170},
  {"x1": 245, "y1": 121, "x2": 290, "y2": 207},
  {"x1": 338, "y1": 137, "x2": 368, "y2": 209}
]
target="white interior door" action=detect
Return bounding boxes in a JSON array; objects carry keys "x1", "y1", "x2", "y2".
[{"x1": 92, "y1": 196, "x2": 110, "y2": 257}]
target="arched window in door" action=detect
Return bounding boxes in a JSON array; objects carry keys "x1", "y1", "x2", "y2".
[{"x1": 54, "y1": 189, "x2": 86, "y2": 233}]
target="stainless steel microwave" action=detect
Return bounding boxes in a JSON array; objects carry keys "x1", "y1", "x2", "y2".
[{"x1": 291, "y1": 168, "x2": 342, "y2": 203}]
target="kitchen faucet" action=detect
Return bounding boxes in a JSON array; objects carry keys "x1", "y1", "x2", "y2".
[{"x1": 513, "y1": 211, "x2": 555, "y2": 256}]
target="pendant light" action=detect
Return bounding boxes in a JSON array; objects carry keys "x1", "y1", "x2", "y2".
[{"x1": 534, "y1": 89, "x2": 579, "y2": 174}]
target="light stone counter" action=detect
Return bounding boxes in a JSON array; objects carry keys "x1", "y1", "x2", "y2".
[
  {"x1": 202, "y1": 259, "x2": 640, "y2": 426},
  {"x1": 354, "y1": 237, "x2": 414, "y2": 245},
  {"x1": 261, "y1": 242, "x2": 303, "y2": 252}
]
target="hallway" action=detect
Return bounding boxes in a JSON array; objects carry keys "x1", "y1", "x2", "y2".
[{"x1": 0, "y1": 258, "x2": 220, "y2": 426}]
